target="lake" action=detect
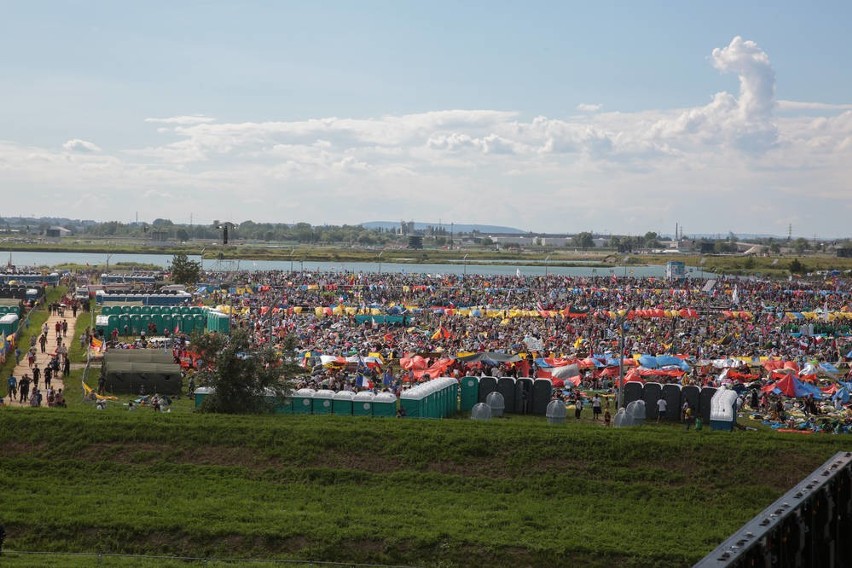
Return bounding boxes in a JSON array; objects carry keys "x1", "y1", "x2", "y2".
[{"x1": 2, "y1": 250, "x2": 706, "y2": 279}]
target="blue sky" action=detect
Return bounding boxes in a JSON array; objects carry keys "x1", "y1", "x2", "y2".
[{"x1": 1, "y1": 1, "x2": 851, "y2": 237}]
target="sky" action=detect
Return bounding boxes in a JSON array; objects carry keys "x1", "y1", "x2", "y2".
[{"x1": 1, "y1": 1, "x2": 851, "y2": 238}]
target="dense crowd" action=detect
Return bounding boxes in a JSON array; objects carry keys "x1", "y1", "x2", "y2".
[{"x1": 185, "y1": 270, "x2": 852, "y2": 389}]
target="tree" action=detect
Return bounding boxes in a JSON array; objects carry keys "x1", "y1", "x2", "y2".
[
  {"x1": 169, "y1": 253, "x2": 201, "y2": 285},
  {"x1": 572, "y1": 232, "x2": 595, "y2": 250},
  {"x1": 194, "y1": 329, "x2": 299, "y2": 414}
]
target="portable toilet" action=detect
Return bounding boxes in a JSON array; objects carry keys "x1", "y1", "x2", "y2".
[
  {"x1": 699, "y1": 387, "x2": 717, "y2": 425},
  {"x1": 681, "y1": 385, "x2": 700, "y2": 420},
  {"x1": 643, "y1": 382, "x2": 663, "y2": 421},
  {"x1": 130, "y1": 314, "x2": 143, "y2": 334},
  {"x1": 118, "y1": 312, "x2": 133, "y2": 335},
  {"x1": 448, "y1": 378, "x2": 459, "y2": 416},
  {"x1": 497, "y1": 377, "x2": 516, "y2": 414},
  {"x1": 373, "y1": 392, "x2": 397, "y2": 417},
  {"x1": 193, "y1": 314, "x2": 206, "y2": 332},
  {"x1": 623, "y1": 381, "x2": 643, "y2": 408},
  {"x1": 460, "y1": 376, "x2": 479, "y2": 411},
  {"x1": 162, "y1": 314, "x2": 174, "y2": 334},
  {"x1": 400, "y1": 385, "x2": 425, "y2": 418},
  {"x1": 546, "y1": 399, "x2": 567, "y2": 424},
  {"x1": 313, "y1": 389, "x2": 335, "y2": 414},
  {"x1": 662, "y1": 383, "x2": 682, "y2": 422},
  {"x1": 478, "y1": 376, "x2": 498, "y2": 403},
  {"x1": 485, "y1": 391, "x2": 505, "y2": 417},
  {"x1": 332, "y1": 390, "x2": 355, "y2": 415},
  {"x1": 709, "y1": 387, "x2": 738, "y2": 431},
  {"x1": 353, "y1": 391, "x2": 375, "y2": 416},
  {"x1": 194, "y1": 386, "x2": 214, "y2": 408},
  {"x1": 532, "y1": 379, "x2": 553, "y2": 415},
  {"x1": 292, "y1": 388, "x2": 315, "y2": 414},
  {"x1": 515, "y1": 378, "x2": 534, "y2": 414}
]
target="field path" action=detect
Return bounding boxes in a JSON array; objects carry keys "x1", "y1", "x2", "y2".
[{"x1": 5, "y1": 305, "x2": 78, "y2": 407}]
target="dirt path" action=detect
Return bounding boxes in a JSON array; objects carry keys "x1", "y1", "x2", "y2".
[{"x1": 5, "y1": 306, "x2": 78, "y2": 407}]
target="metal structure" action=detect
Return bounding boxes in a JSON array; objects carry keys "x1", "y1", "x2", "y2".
[{"x1": 695, "y1": 451, "x2": 852, "y2": 567}]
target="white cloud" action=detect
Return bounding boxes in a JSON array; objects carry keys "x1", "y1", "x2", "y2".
[
  {"x1": 62, "y1": 139, "x2": 101, "y2": 153},
  {"x1": 1, "y1": 37, "x2": 851, "y2": 234},
  {"x1": 145, "y1": 115, "x2": 216, "y2": 125},
  {"x1": 576, "y1": 103, "x2": 602, "y2": 113}
]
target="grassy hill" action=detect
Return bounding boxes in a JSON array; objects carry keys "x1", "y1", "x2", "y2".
[{"x1": 1, "y1": 407, "x2": 849, "y2": 567}]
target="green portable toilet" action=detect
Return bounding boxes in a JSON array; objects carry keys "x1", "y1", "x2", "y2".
[
  {"x1": 373, "y1": 392, "x2": 397, "y2": 417},
  {"x1": 180, "y1": 314, "x2": 195, "y2": 334},
  {"x1": 171, "y1": 315, "x2": 183, "y2": 334},
  {"x1": 180, "y1": 306, "x2": 191, "y2": 315},
  {"x1": 190, "y1": 306, "x2": 203, "y2": 314},
  {"x1": 130, "y1": 314, "x2": 143, "y2": 334},
  {"x1": 313, "y1": 389, "x2": 335, "y2": 414},
  {"x1": 150, "y1": 306, "x2": 162, "y2": 315},
  {"x1": 152, "y1": 314, "x2": 164, "y2": 334},
  {"x1": 333, "y1": 390, "x2": 355, "y2": 415},
  {"x1": 131, "y1": 305, "x2": 142, "y2": 315},
  {"x1": 193, "y1": 314, "x2": 206, "y2": 333},
  {"x1": 121, "y1": 305, "x2": 132, "y2": 314},
  {"x1": 101, "y1": 306, "x2": 113, "y2": 316},
  {"x1": 162, "y1": 314, "x2": 173, "y2": 334},
  {"x1": 118, "y1": 314, "x2": 131, "y2": 335},
  {"x1": 353, "y1": 391, "x2": 375, "y2": 416},
  {"x1": 0, "y1": 314, "x2": 19, "y2": 337},
  {"x1": 194, "y1": 386, "x2": 214, "y2": 408},
  {"x1": 444, "y1": 381, "x2": 456, "y2": 416},
  {"x1": 400, "y1": 383, "x2": 426, "y2": 418},
  {"x1": 140, "y1": 314, "x2": 152, "y2": 333},
  {"x1": 292, "y1": 388, "x2": 315, "y2": 414},
  {"x1": 107, "y1": 315, "x2": 119, "y2": 336}
]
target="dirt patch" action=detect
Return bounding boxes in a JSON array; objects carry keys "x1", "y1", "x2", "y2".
[{"x1": 0, "y1": 440, "x2": 48, "y2": 457}]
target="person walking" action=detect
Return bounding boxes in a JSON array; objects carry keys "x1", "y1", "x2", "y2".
[
  {"x1": 34, "y1": 364, "x2": 43, "y2": 391},
  {"x1": 7, "y1": 375, "x2": 16, "y2": 403},
  {"x1": 591, "y1": 395, "x2": 602, "y2": 420},
  {"x1": 574, "y1": 396, "x2": 584, "y2": 420},
  {"x1": 657, "y1": 397, "x2": 667, "y2": 423}
]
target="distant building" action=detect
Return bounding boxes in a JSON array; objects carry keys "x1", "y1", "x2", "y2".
[
  {"x1": 45, "y1": 226, "x2": 71, "y2": 238},
  {"x1": 491, "y1": 235, "x2": 533, "y2": 248},
  {"x1": 537, "y1": 237, "x2": 569, "y2": 247}
]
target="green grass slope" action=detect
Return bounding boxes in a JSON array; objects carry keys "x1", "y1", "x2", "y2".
[{"x1": 0, "y1": 409, "x2": 849, "y2": 567}]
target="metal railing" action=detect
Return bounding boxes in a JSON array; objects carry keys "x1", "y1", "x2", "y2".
[{"x1": 695, "y1": 451, "x2": 852, "y2": 567}]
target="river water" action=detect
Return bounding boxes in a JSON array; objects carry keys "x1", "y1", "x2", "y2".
[{"x1": 2, "y1": 250, "x2": 705, "y2": 279}]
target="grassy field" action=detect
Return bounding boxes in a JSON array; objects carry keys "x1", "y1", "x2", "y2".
[{"x1": 1, "y1": 405, "x2": 850, "y2": 567}]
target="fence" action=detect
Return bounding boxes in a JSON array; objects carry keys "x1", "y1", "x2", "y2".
[{"x1": 694, "y1": 451, "x2": 852, "y2": 567}]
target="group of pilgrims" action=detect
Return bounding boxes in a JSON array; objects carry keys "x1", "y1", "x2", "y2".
[{"x1": 172, "y1": 270, "x2": 852, "y2": 397}]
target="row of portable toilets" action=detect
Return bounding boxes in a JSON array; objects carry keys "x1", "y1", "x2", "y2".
[
  {"x1": 194, "y1": 376, "x2": 736, "y2": 428},
  {"x1": 101, "y1": 305, "x2": 205, "y2": 315},
  {"x1": 96, "y1": 310, "x2": 230, "y2": 336}
]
